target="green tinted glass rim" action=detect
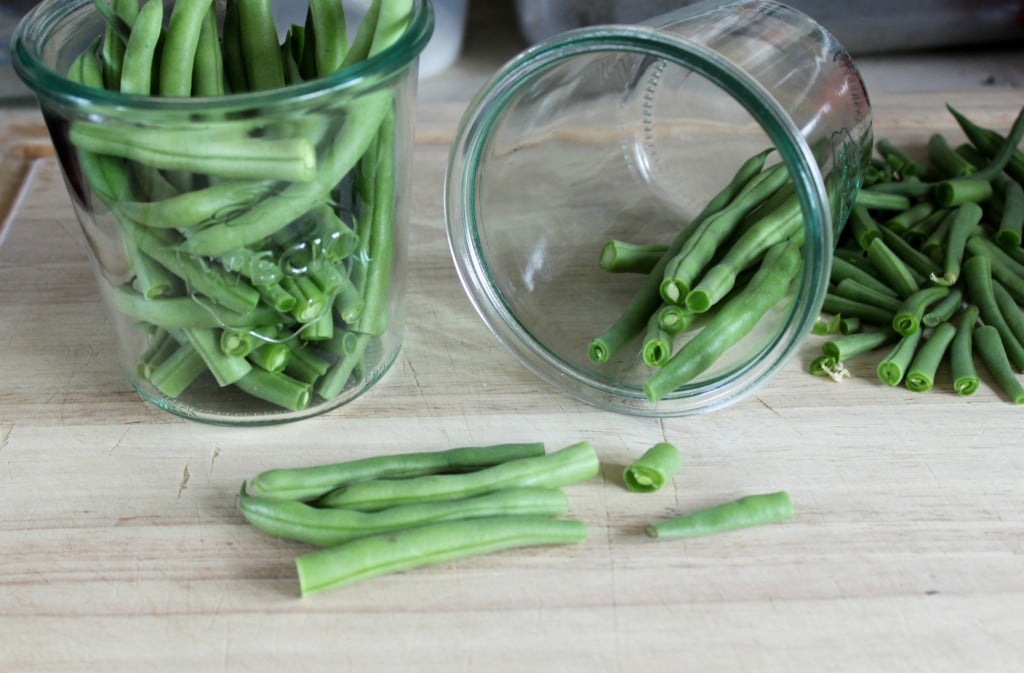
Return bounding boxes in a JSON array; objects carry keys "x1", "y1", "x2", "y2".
[
  {"x1": 449, "y1": 25, "x2": 833, "y2": 415},
  {"x1": 12, "y1": 0, "x2": 434, "y2": 110}
]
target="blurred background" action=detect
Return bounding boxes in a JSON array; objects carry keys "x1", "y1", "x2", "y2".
[{"x1": 3, "y1": 0, "x2": 1023, "y2": 105}]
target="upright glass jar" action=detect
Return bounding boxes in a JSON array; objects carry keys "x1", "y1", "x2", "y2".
[
  {"x1": 446, "y1": 0, "x2": 873, "y2": 416},
  {"x1": 14, "y1": 0, "x2": 433, "y2": 425}
]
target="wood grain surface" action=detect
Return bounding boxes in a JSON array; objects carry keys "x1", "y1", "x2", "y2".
[{"x1": 0, "y1": 90, "x2": 1022, "y2": 673}]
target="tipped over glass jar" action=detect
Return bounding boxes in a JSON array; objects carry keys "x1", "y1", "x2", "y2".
[{"x1": 445, "y1": 0, "x2": 873, "y2": 416}]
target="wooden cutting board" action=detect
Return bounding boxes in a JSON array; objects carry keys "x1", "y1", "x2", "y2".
[{"x1": 0, "y1": 90, "x2": 1022, "y2": 673}]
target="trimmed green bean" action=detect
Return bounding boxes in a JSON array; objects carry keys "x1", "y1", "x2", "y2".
[
  {"x1": 950, "y1": 305, "x2": 980, "y2": 395},
  {"x1": 993, "y1": 281, "x2": 1024, "y2": 352},
  {"x1": 848, "y1": 204, "x2": 882, "y2": 250},
  {"x1": 587, "y1": 149, "x2": 772, "y2": 364},
  {"x1": 995, "y1": 179, "x2": 1024, "y2": 249},
  {"x1": 922, "y1": 287, "x2": 964, "y2": 328},
  {"x1": 295, "y1": 516, "x2": 587, "y2": 597},
  {"x1": 316, "y1": 441, "x2": 600, "y2": 511},
  {"x1": 927, "y1": 133, "x2": 976, "y2": 178},
  {"x1": 830, "y1": 255, "x2": 898, "y2": 298},
  {"x1": 876, "y1": 329, "x2": 923, "y2": 387},
  {"x1": 866, "y1": 238, "x2": 920, "y2": 298},
  {"x1": 645, "y1": 491, "x2": 793, "y2": 539},
  {"x1": 822, "y1": 294, "x2": 895, "y2": 326},
  {"x1": 622, "y1": 442, "x2": 682, "y2": 493},
  {"x1": 832, "y1": 278, "x2": 903, "y2": 314},
  {"x1": 644, "y1": 240, "x2": 801, "y2": 402},
  {"x1": 892, "y1": 286, "x2": 950, "y2": 337},
  {"x1": 962, "y1": 254, "x2": 1024, "y2": 371},
  {"x1": 241, "y1": 487, "x2": 570, "y2": 547},
  {"x1": 184, "y1": 327, "x2": 252, "y2": 386},
  {"x1": 250, "y1": 442, "x2": 548, "y2": 502},
  {"x1": 235, "y1": 368, "x2": 312, "y2": 411},
  {"x1": 855, "y1": 190, "x2": 911, "y2": 212},
  {"x1": 149, "y1": 340, "x2": 207, "y2": 397},
  {"x1": 642, "y1": 315, "x2": 672, "y2": 367},
  {"x1": 884, "y1": 202, "x2": 936, "y2": 235},
  {"x1": 599, "y1": 240, "x2": 669, "y2": 274},
  {"x1": 973, "y1": 325, "x2": 1024, "y2": 404},
  {"x1": 964, "y1": 235, "x2": 1024, "y2": 304},
  {"x1": 877, "y1": 224, "x2": 942, "y2": 281},
  {"x1": 876, "y1": 138, "x2": 930, "y2": 179},
  {"x1": 822, "y1": 329, "x2": 897, "y2": 362},
  {"x1": 933, "y1": 178, "x2": 993, "y2": 207},
  {"x1": 933, "y1": 203, "x2": 983, "y2": 286},
  {"x1": 905, "y1": 321, "x2": 956, "y2": 392}
]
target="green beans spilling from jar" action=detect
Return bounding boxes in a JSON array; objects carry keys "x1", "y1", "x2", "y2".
[
  {"x1": 587, "y1": 146, "x2": 807, "y2": 402},
  {"x1": 809, "y1": 102, "x2": 1024, "y2": 404},
  {"x1": 64, "y1": 0, "x2": 416, "y2": 413}
]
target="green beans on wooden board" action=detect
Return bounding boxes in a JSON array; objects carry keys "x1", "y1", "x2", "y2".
[
  {"x1": 63, "y1": 0, "x2": 417, "y2": 414},
  {"x1": 239, "y1": 439, "x2": 796, "y2": 597},
  {"x1": 808, "y1": 102, "x2": 1024, "y2": 404}
]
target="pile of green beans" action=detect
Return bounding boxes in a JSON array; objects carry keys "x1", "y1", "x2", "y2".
[
  {"x1": 239, "y1": 441, "x2": 598, "y2": 596},
  {"x1": 588, "y1": 149, "x2": 807, "y2": 402},
  {"x1": 810, "y1": 103, "x2": 1024, "y2": 404},
  {"x1": 65, "y1": 0, "x2": 413, "y2": 412}
]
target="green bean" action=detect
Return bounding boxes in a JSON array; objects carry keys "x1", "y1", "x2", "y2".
[
  {"x1": 644, "y1": 240, "x2": 801, "y2": 402},
  {"x1": 877, "y1": 223, "x2": 942, "y2": 281},
  {"x1": 660, "y1": 163, "x2": 789, "y2": 304},
  {"x1": 822, "y1": 329, "x2": 897, "y2": 362},
  {"x1": 883, "y1": 201, "x2": 937, "y2": 236},
  {"x1": 812, "y1": 313, "x2": 842, "y2": 336},
  {"x1": 962, "y1": 104, "x2": 1024, "y2": 183},
  {"x1": 340, "y1": 0, "x2": 382, "y2": 68},
  {"x1": 294, "y1": 516, "x2": 587, "y2": 597},
  {"x1": 642, "y1": 314, "x2": 672, "y2": 367},
  {"x1": 829, "y1": 255, "x2": 898, "y2": 298},
  {"x1": 892, "y1": 286, "x2": 949, "y2": 336},
  {"x1": 116, "y1": 180, "x2": 277, "y2": 229},
  {"x1": 876, "y1": 138, "x2": 930, "y2": 179},
  {"x1": 184, "y1": 327, "x2": 252, "y2": 386},
  {"x1": 656, "y1": 304, "x2": 696, "y2": 335},
  {"x1": 876, "y1": 329, "x2": 923, "y2": 387},
  {"x1": 927, "y1": 133, "x2": 976, "y2": 179},
  {"x1": 645, "y1": 491, "x2": 793, "y2": 539},
  {"x1": 921, "y1": 213, "x2": 952, "y2": 265},
  {"x1": 222, "y1": 0, "x2": 248, "y2": 93},
  {"x1": 249, "y1": 442, "x2": 548, "y2": 502},
  {"x1": 113, "y1": 287, "x2": 279, "y2": 329},
  {"x1": 69, "y1": 121, "x2": 317, "y2": 183},
  {"x1": 587, "y1": 149, "x2": 772, "y2": 363},
  {"x1": 996, "y1": 179, "x2": 1024, "y2": 249},
  {"x1": 903, "y1": 207, "x2": 949, "y2": 247},
  {"x1": 822, "y1": 294, "x2": 895, "y2": 326},
  {"x1": 933, "y1": 178, "x2": 993, "y2": 207},
  {"x1": 157, "y1": 0, "x2": 214, "y2": 96},
  {"x1": 686, "y1": 190, "x2": 801, "y2": 312},
  {"x1": 241, "y1": 487, "x2": 569, "y2": 547},
  {"x1": 247, "y1": 341, "x2": 291, "y2": 373},
  {"x1": 622, "y1": 442, "x2": 682, "y2": 493},
  {"x1": 832, "y1": 278, "x2": 903, "y2": 314},
  {"x1": 149, "y1": 341, "x2": 207, "y2": 397},
  {"x1": 866, "y1": 238, "x2": 920, "y2": 298},
  {"x1": 191, "y1": 4, "x2": 226, "y2": 96},
  {"x1": 854, "y1": 190, "x2": 911, "y2": 212},
  {"x1": 933, "y1": 203, "x2": 983, "y2": 286},
  {"x1": 973, "y1": 325, "x2": 1024, "y2": 404},
  {"x1": 867, "y1": 180, "x2": 933, "y2": 199},
  {"x1": 599, "y1": 240, "x2": 669, "y2": 274},
  {"x1": 316, "y1": 441, "x2": 600, "y2": 511},
  {"x1": 283, "y1": 343, "x2": 330, "y2": 383},
  {"x1": 355, "y1": 111, "x2": 396, "y2": 337},
  {"x1": 962, "y1": 254, "x2": 1024, "y2": 371},
  {"x1": 922, "y1": 287, "x2": 964, "y2": 328},
  {"x1": 848, "y1": 204, "x2": 882, "y2": 250},
  {"x1": 950, "y1": 305, "x2": 980, "y2": 395},
  {"x1": 947, "y1": 105, "x2": 1024, "y2": 184},
  {"x1": 235, "y1": 368, "x2": 312, "y2": 411},
  {"x1": 308, "y1": 0, "x2": 348, "y2": 76},
  {"x1": 237, "y1": 0, "x2": 286, "y2": 91},
  {"x1": 993, "y1": 281, "x2": 1024, "y2": 353},
  {"x1": 839, "y1": 316, "x2": 862, "y2": 335},
  {"x1": 905, "y1": 321, "x2": 957, "y2": 392},
  {"x1": 118, "y1": 0, "x2": 162, "y2": 95},
  {"x1": 315, "y1": 332, "x2": 369, "y2": 400},
  {"x1": 965, "y1": 235, "x2": 1024, "y2": 304}
]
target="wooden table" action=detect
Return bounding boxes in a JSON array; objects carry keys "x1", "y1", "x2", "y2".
[{"x1": 1, "y1": 89, "x2": 1022, "y2": 672}]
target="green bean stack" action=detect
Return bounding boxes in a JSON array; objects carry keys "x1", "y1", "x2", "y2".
[
  {"x1": 63, "y1": 0, "x2": 417, "y2": 414},
  {"x1": 810, "y1": 102, "x2": 1024, "y2": 404},
  {"x1": 239, "y1": 441, "x2": 598, "y2": 596}
]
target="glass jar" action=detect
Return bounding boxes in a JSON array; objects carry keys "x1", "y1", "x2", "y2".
[
  {"x1": 13, "y1": 0, "x2": 433, "y2": 425},
  {"x1": 446, "y1": 0, "x2": 872, "y2": 416}
]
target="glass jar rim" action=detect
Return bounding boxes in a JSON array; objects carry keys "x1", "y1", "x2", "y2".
[
  {"x1": 444, "y1": 23, "x2": 835, "y2": 416},
  {"x1": 12, "y1": 0, "x2": 435, "y2": 110}
]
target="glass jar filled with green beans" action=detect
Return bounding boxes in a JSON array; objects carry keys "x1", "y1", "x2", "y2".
[
  {"x1": 445, "y1": 0, "x2": 873, "y2": 416},
  {"x1": 13, "y1": 0, "x2": 433, "y2": 424}
]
